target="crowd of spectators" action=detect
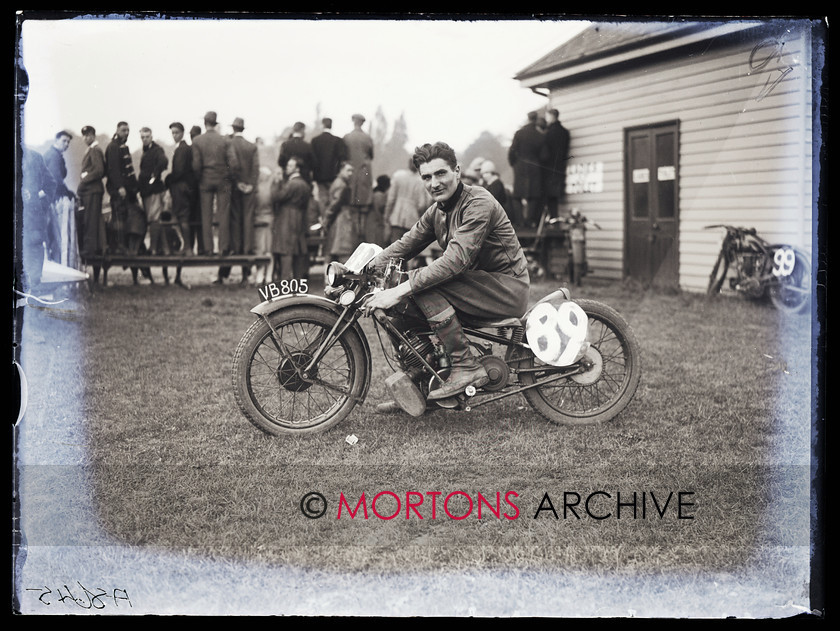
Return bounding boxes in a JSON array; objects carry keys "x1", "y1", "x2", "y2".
[{"x1": 19, "y1": 107, "x2": 572, "y2": 291}]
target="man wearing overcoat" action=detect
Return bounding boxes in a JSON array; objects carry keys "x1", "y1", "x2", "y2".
[
  {"x1": 542, "y1": 108, "x2": 571, "y2": 220},
  {"x1": 166, "y1": 122, "x2": 195, "y2": 254},
  {"x1": 77, "y1": 126, "x2": 107, "y2": 283},
  {"x1": 311, "y1": 117, "x2": 348, "y2": 211},
  {"x1": 271, "y1": 157, "x2": 312, "y2": 283},
  {"x1": 343, "y1": 114, "x2": 374, "y2": 208},
  {"x1": 508, "y1": 110, "x2": 548, "y2": 227}
]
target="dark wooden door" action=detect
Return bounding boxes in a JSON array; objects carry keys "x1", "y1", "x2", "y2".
[{"x1": 624, "y1": 122, "x2": 680, "y2": 289}]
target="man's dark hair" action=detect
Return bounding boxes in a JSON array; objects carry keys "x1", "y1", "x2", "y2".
[
  {"x1": 116, "y1": 121, "x2": 129, "y2": 129},
  {"x1": 55, "y1": 130, "x2": 72, "y2": 140},
  {"x1": 412, "y1": 142, "x2": 457, "y2": 170},
  {"x1": 81, "y1": 126, "x2": 96, "y2": 136},
  {"x1": 547, "y1": 108, "x2": 559, "y2": 118}
]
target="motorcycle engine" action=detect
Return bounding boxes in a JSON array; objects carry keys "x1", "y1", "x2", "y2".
[{"x1": 398, "y1": 331, "x2": 436, "y2": 376}]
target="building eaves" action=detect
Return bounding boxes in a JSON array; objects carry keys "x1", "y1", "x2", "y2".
[{"x1": 514, "y1": 19, "x2": 765, "y2": 88}]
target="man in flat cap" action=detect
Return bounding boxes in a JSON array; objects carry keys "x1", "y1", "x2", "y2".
[
  {"x1": 77, "y1": 125, "x2": 107, "y2": 284},
  {"x1": 191, "y1": 111, "x2": 239, "y2": 256}
]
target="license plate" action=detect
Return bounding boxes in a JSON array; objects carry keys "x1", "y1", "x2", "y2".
[{"x1": 257, "y1": 279, "x2": 309, "y2": 302}]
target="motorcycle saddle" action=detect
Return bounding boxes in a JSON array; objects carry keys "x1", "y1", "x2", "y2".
[{"x1": 460, "y1": 315, "x2": 523, "y2": 329}]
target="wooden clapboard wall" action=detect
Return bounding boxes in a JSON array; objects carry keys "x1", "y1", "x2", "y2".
[{"x1": 543, "y1": 25, "x2": 813, "y2": 291}]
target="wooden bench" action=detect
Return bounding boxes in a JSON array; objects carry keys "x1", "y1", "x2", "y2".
[{"x1": 84, "y1": 253, "x2": 273, "y2": 286}]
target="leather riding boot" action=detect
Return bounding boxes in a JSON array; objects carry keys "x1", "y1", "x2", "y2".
[{"x1": 426, "y1": 307, "x2": 489, "y2": 401}]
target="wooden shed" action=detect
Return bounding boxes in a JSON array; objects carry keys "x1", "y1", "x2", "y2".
[{"x1": 514, "y1": 19, "x2": 819, "y2": 291}]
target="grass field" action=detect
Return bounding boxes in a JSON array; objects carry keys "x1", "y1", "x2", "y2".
[{"x1": 16, "y1": 265, "x2": 815, "y2": 614}]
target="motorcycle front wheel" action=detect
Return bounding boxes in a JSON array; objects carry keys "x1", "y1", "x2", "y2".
[
  {"x1": 232, "y1": 306, "x2": 369, "y2": 435},
  {"x1": 768, "y1": 249, "x2": 811, "y2": 314},
  {"x1": 707, "y1": 248, "x2": 730, "y2": 296},
  {"x1": 519, "y1": 299, "x2": 641, "y2": 426}
]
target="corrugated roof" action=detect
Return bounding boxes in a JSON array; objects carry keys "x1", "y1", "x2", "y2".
[{"x1": 514, "y1": 19, "x2": 734, "y2": 81}]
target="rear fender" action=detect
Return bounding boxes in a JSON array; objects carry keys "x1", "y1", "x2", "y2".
[{"x1": 250, "y1": 293, "x2": 373, "y2": 395}]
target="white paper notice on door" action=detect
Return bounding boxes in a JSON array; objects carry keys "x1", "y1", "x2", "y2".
[
  {"x1": 657, "y1": 165, "x2": 675, "y2": 181},
  {"x1": 632, "y1": 168, "x2": 649, "y2": 183}
]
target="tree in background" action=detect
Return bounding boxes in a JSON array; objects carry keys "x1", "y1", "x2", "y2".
[{"x1": 371, "y1": 110, "x2": 411, "y2": 182}]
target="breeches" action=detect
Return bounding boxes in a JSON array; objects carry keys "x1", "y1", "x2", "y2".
[{"x1": 402, "y1": 270, "x2": 531, "y2": 323}]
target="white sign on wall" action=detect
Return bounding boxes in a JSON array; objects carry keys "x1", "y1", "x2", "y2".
[{"x1": 565, "y1": 161, "x2": 604, "y2": 194}]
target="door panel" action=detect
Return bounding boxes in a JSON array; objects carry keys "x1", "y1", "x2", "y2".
[{"x1": 625, "y1": 122, "x2": 680, "y2": 288}]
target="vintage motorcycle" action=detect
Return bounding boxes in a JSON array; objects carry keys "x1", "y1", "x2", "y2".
[
  {"x1": 232, "y1": 243, "x2": 642, "y2": 436},
  {"x1": 705, "y1": 224, "x2": 811, "y2": 314}
]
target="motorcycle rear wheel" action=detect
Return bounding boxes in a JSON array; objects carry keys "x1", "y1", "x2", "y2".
[
  {"x1": 519, "y1": 299, "x2": 641, "y2": 425},
  {"x1": 768, "y1": 249, "x2": 811, "y2": 314},
  {"x1": 232, "y1": 306, "x2": 368, "y2": 435}
]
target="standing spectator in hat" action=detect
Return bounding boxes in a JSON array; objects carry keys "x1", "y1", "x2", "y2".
[
  {"x1": 166, "y1": 122, "x2": 195, "y2": 255},
  {"x1": 508, "y1": 110, "x2": 548, "y2": 227},
  {"x1": 138, "y1": 127, "x2": 169, "y2": 255},
  {"x1": 278, "y1": 121, "x2": 316, "y2": 184},
  {"x1": 271, "y1": 156, "x2": 312, "y2": 283},
  {"x1": 218, "y1": 116, "x2": 260, "y2": 285},
  {"x1": 76, "y1": 125, "x2": 107, "y2": 285},
  {"x1": 105, "y1": 121, "x2": 153, "y2": 283},
  {"x1": 461, "y1": 156, "x2": 485, "y2": 186},
  {"x1": 311, "y1": 117, "x2": 348, "y2": 212},
  {"x1": 479, "y1": 160, "x2": 520, "y2": 225},
  {"x1": 322, "y1": 161, "x2": 357, "y2": 263},
  {"x1": 343, "y1": 113, "x2": 374, "y2": 210},
  {"x1": 542, "y1": 108, "x2": 571, "y2": 220},
  {"x1": 192, "y1": 110, "x2": 239, "y2": 255}
]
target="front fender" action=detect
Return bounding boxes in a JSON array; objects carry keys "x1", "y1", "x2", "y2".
[
  {"x1": 251, "y1": 292, "x2": 343, "y2": 317},
  {"x1": 249, "y1": 293, "x2": 373, "y2": 396}
]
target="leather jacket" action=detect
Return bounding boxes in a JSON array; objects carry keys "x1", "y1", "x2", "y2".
[{"x1": 374, "y1": 183, "x2": 528, "y2": 294}]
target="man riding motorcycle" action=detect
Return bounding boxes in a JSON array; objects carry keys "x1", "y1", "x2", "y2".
[{"x1": 363, "y1": 141, "x2": 530, "y2": 410}]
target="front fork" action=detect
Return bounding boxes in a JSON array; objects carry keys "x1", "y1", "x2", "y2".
[{"x1": 258, "y1": 305, "x2": 361, "y2": 398}]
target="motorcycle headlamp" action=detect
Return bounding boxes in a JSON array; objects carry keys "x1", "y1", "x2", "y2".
[
  {"x1": 326, "y1": 262, "x2": 347, "y2": 287},
  {"x1": 339, "y1": 290, "x2": 357, "y2": 306}
]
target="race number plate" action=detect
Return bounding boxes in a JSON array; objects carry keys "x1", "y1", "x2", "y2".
[
  {"x1": 525, "y1": 300, "x2": 589, "y2": 367},
  {"x1": 772, "y1": 247, "x2": 796, "y2": 277}
]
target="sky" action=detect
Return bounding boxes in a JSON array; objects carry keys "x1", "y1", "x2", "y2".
[{"x1": 18, "y1": 14, "x2": 591, "y2": 155}]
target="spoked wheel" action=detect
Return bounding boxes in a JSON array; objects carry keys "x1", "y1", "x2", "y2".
[
  {"x1": 768, "y1": 249, "x2": 811, "y2": 314},
  {"x1": 519, "y1": 299, "x2": 641, "y2": 425},
  {"x1": 232, "y1": 306, "x2": 368, "y2": 435}
]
